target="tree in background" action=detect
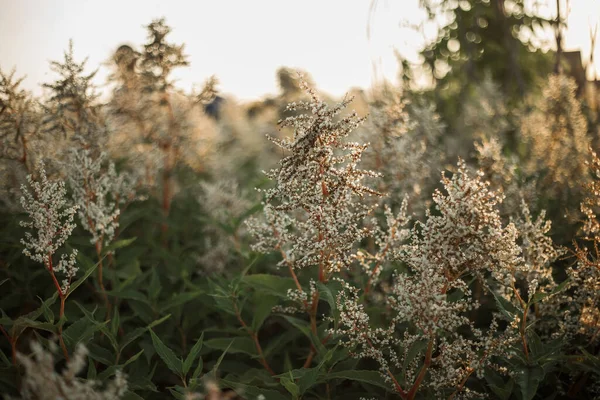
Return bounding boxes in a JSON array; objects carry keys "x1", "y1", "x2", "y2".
[
  {"x1": 415, "y1": 0, "x2": 554, "y2": 117},
  {"x1": 42, "y1": 40, "x2": 104, "y2": 143},
  {"x1": 109, "y1": 19, "x2": 216, "y2": 240},
  {"x1": 0, "y1": 68, "x2": 40, "y2": 173}
]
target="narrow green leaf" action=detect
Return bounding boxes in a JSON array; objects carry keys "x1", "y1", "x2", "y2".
[
  {"x1": 87, "y1": 356, "x2": 97, "y2": 379},
  {"x1": 280, "y1": 373, "x2": 300, "y2": 399},
  {"x1": 210, "y1": 341, "x2": 232, "y2": 377},
  {"x1": 37, "y1": 295, "x2": 55, "y2": 324},
  {"x1": 148, "y1": 269, "x2": 162, "y2": 300},
  {"x1": 322, "y1": 370, "x2": 392, "y2": 391},
  {"x1": 120, "y1": 314, "x2": 171, "y2": 352},
  {"x1": 66, "y1": 260, "x2": 99, "y2": 298},
  {"x1": 204, "y1": 337, "x2": 256, "y2": 356},
  {"x1": 191, "y1": 357, "x2": 204, "y2": 380},
  {"x1": 183, "y1": 332, "x2": 204, "y2": 375},
  {"x1": 149, "y1": 330, "x2": 183, "y2": 376},
  {"x1": 111, "y1": 307, "x2": 120, "y2": 337},
  {"x1": 103, "y1": 237, "x2": 137, "y2": 254},
  {"x1": 490, "y1": 288, "x2": 520, "y2": 320},
  {"x1": 159, "y1": 291, "x2": 204, "y2": 313}
]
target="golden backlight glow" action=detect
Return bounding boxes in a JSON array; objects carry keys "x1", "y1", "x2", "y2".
[{"x1": 0, "y1": 0, "x2": 598, "y2": 99}]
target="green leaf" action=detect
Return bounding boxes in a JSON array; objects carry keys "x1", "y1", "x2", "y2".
[
  {"x1": 204, "y1": 337, "x2": 257, "y2": 356},
  {"x1": 72, "y1": 302, "x2": 118, "y2": 353},
  {"x1": 111, "y1": 307, "x2": 120, "y2": 337},
  {"x1": 120, "y1": 314, "x2": 171, "y2": 352},
  {"x1": 107, "y1": 289, "x2": 148, "y2": 303},
  {"x1": 490, "y1": 288, "x2": 520, "y2": 320},
  {"x1": 297, "y1": 346, "x2": 334, "y2": 394},
  {"x1": 148, "y1": 269, "x2": 162, "y2": 300},
  {"x1": 243, "y1": 274, "x2": 296, "y2": 298},
  {"x1": 403, "y1": 338, "x2": 428, "y2": 376},
  {"x1": 97, "y1": 350, "x2": 144, "y2": 381},
  {"x1": 159, "y1": 291, "x2": 204, "y2": 313},
  {"x1": 251, "y1": 294, "x2": 278, "y2": 331},
  {"x1": 12, "y1": 318, "x2": 56, "y2": 335},
  {"x1": 515, "y1": 365, "x2": 545, "y2": 400},
  {"x1": 280, "y1": 314, "x2": 325, "y2": 353},
  {"x1": 485, "y1": 368, "x2": 513, "y2": 400},
  {"x1": 316, "y1": 282, "x2": 337, "y2": 325},
  {"x1": 10, "y1": 293, "x2": 58, "y2": 337},
  {"x1": 579, "y1": 347, "x2": 600, "y2": 373},
  {"x1": 149, "y1": 329, "x2": 183, "y2": 376},
  {"x1": 66, "y1": 259, "x2": 99, "y2": 298},
  {"x1": 321, "y1": 370, "x2": 392, "y2": 391},
  {"x1": 183, "y1": 332, "x2": 204, "y2": 375},
  {"x1": 37, "y1": 296, "x2": 54, "y2": 324},
  {"x1": 280, "y1": 372, "x2": 300, "y2": 399},
  {"x1": 210, "y1": 340, "x2": 232, "y2": 377},
  {"x1": 191, "y1": 356, "x2": 204, "y2": 381},
  {"x1": 87, "y1": 356, "x2": 97, "y2": 379},
  {"x1": 103, "y1": 237, "x2": 137, "y2": 254},
  {"x1": 87, "y1": 342, "x2": 114, "y2": 366},
  {"x1": 121, "y1": 391, "x2": 146, "y2": 400},
  {"x1": 63, "y1": 317, "x2": 108, "y2": 350}
]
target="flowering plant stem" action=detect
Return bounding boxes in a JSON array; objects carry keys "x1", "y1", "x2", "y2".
[
  {"x1": 232, "y1": 298, "x2": 275, "y2": 376},
  {"x1": 47, "y1": 254, "x2": 69, "y2": 361}
]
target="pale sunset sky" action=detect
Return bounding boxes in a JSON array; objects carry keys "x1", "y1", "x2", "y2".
[{"x1": 0, "y1": 0, "x2": 599, "y2": 100}]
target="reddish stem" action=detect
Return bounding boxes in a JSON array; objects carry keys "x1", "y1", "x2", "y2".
[
  {"x1": 47, "y1": 255, "x2": 69, "y2": 361},
  {"x1": 233, "y1": 299, "x2": 275, "y2": 376}
]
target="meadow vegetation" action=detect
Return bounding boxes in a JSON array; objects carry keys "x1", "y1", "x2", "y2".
[{"x1": 1, "y1": 12, "x2": 600, "y2": 400}]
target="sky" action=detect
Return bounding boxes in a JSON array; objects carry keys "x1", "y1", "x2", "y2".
[{"x1": 0, "y1": 0, "x2": 599, "y2": 101}]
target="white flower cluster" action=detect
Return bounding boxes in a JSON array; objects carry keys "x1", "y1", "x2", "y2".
[
  {"x1": 581, "y1": 149, "x2": 600, "y2": 237},
  {"x1": 360, "y1": 87, "x2": 443, "y2": 213},
  {"x1": 356, "y1": 198, "x2": 411, "y2": 291},
  {"x1": 66, "y1": 148, "x2": 138, "y2": 246},
  {"x1": 415, "y1": 159, "x2": 522, "y2": 285},
  {"x1": 473, "y1": 134, "x2": 540, "y2": 223},
  {"x1": 557, "y1": 154, "x2": 600, "y2": 343},
  {"x1": 247, "y1": 78, "x2": 381, "y2": 278},
  {"x1": 20, "y1": 162, "x2": 79, "y2": 294},
  {"x1": 12, "y1": 341, "x2": 127, "y2": 400},
  {"x1": 474, "y1": 136, "x2": 513, "y2": 193},
  {"x1": 521, "y1": 74, "x2": 590, "y2": 194},
  {"x1": 197, "y1": 179, "x2": 253, "y2": 273},
  {"x1": 334, "y1": 160, "x2": 521, "y2": 397},
  {"x1": 512, "y1": 201, "x2": 562, "y2": 299},
  {"x1": 562, "y1": 246, "x2": 600, "y2": 344}
]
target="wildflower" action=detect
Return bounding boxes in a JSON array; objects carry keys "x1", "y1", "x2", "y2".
[
  {"x1": 66, "y1": 148, "x2": 137, "y2": 247},
  {"x1": 20, "y1": 161, "x2": 79, "y2": 295},
  {"x1": 360, "y1": 86, "x2": 443, "y2": 212},
  {"x1": 14, "y1": 341, "x2": 127, "y2": 400},
  {"x1": 247, "y1": 77, "x2": 382, "y2": 283},
  {"x1": 196, "y1": 179, "x2": 254, "y2": 273},
  {"x1": 334, "y1": 160, "x2": 521, "y2": 398},
  {"x1": 521, "y1": 74, "x2": 590, "y2": 195}
]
